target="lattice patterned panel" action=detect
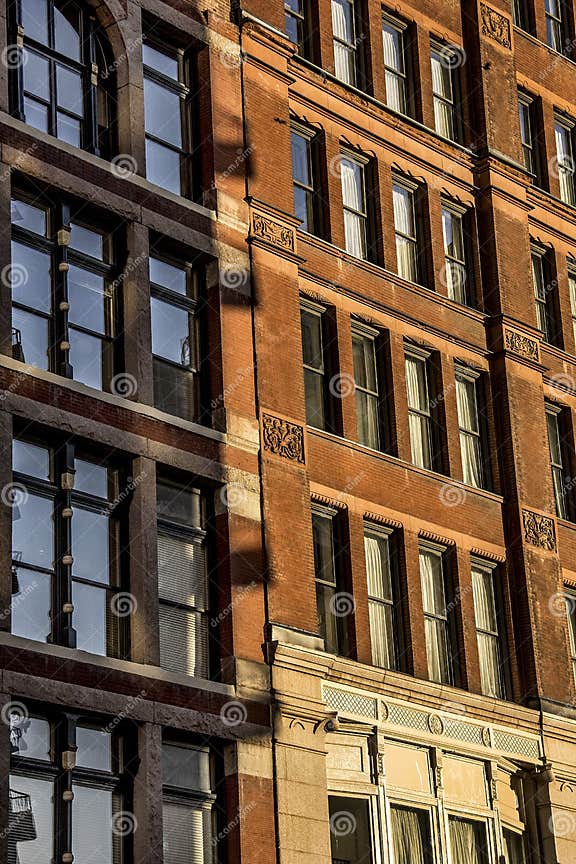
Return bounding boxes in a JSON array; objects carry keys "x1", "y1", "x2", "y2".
[
  {"x1": 492, "y1": 729, "x2": 539, "y2": 760},
  {"x1": 387, "y1": 703, "x2": 430, "y2": 732},
  {"x1": 443, "y1": 718, "x2": 485, "y2": 746},
  {"x1": 323, "y1": 687, "x2": 377, "y2": 719}
]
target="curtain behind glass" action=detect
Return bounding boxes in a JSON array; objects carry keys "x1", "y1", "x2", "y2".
[
  {"x1": 555, "y1": 124, "x2": 575, "y2": 205},
  {"x1": 406, "y1": 357, "x2": 431, "y2": 469},
  {"x1": 365, "y1": 533, "x2": 394, "y2": 667},
  {"x1": 449, "y1": 817, "x2": 486, "y2": 864},
  {"x1": 390, "y1": 806, "x2": 426, "y2": 864},
  {"x1": 456, "y1": 377, "x2": 482, "y2": 487},
  {"x1": 341, "y1": 157, "x2": 366, "y2": 258},
  {"x1": 382, "y1": 24, "x2": 405, "y2": 113},
  {"x1": 332, "y1": 0, "x2": 355, "y2": 84},
  {"x1": 420, "y1": 551, "x2": 449, "y2": 683}
]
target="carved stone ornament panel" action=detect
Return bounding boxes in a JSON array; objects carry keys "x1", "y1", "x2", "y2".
[
  {"x1": 503, "y1": 327, "x2": 540, "y2": 363},
  {"x1": 480, "y1": 3, "x2": 512, "y2": 48},
  {"x1": 251, "y1": 212, "x2": 295, "y2": 252},
  {"x1": 262, "y1": 414, "x2": 305, "y2": 463},
  {"x1": 522, "y1": 509, "x2": 556, "y2": 551}
]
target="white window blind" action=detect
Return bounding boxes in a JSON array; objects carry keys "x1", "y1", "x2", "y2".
[
  {"x1": 471, "y1": 563, "x2": 505, "y2": 698},
  {"x1": 420, "y1": 547, "x2": 451, "y2": 684},
  {"x1": 364, "y1": 529, "x2": 396, "y2": 668},
  {"x1": 405, "y1": 353, "x2": 432, "y2": 470},
  {"x1": 455, "y1": 372, "x2": 483, "y2": 489}
]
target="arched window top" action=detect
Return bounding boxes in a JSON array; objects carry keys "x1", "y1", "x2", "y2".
[{"x1": 11, "y1": 0, "x2": 116, "y2": 157}]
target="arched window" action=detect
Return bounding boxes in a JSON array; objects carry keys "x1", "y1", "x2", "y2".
[{"x1": 9, "y1": 0, "x2": 116, "y2": 157}]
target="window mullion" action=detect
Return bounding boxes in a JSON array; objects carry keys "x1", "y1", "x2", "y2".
[
  {"x1": 54, "y1": 204, "x2": 73, "y2": 378},
  {"x1": 52, "y1": 441, "x2": 76, "y2": 649}
]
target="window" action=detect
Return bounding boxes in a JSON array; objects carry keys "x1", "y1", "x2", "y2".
[
  {"x1": 144, "y1": 38, "x2": 194, "y2": 197},
  {"x1": 531, "y1": 247, "x2": 555, "y2": 343},
  {"x1": 157, "y1": 477, "x2": 210, "y2": 678},
  {"x1": 301, "y1": 300, "x2": 329, "y2": 429},
  {"x1": 285, "y1": 0, "x2": 308, "y2": 53},
  {"x1": 448, "y1": 816, "x2": 489, "y2": 864},
  {"x1": 393, "y1": 179, "x2": 421, "y2": 284},
  {"x1": 405, "y1": 349, "x2": 433, "y2": 471},
  {"x1": 567, "y1": 590, "x2": 576, "y2": 686},
  {"x1": 340, "y1": 152, "x2": 369, "y2": 259},
  {"x1": 545, "y1": 0, "x2": 567, "y2": 52},
  {"x1": 291, "y1": 126, "x2": 320, "y2": 235},
  {"x1": 442, "y1": 203, "x2": 470, "y2": 304},
  {"x1": 382, "y1": 14, "x2": 409, "y2": 115},
  {"x1": 455, "y1": 368, "x2": 486, "y2": 489},
  {"x1": 512, "y1": 0, "x2": 529, "y2": 30},
  {"x1": 420, "y1": 544, "x2": 453, "y2": 684},
  {"x1": 9, "y1": 711, "x2": 128, "y2": 864},
  {"x1": 364, "y1": 525, "x2": 402, "y2": 669},
  {"x1": 504, "y1": 828, "x2": 526, "y2": 864},
  {"x1": 352, "y1": 323, "x2": 381, "y2": 449},
  {"x1": 332, "y1": 0, "x2": 359, "y2": 86},
  {"x1": 150, "y1": 255, "x2": 202, "y2": 423},
  {"x1": 329, "y1": 796, "x2": 373, "y2": 863},
  {"x1": 162, "y1": 742, "x2": 214, "y2": 863},
  {"x1": 555, "y1": 116, "x2": 576, "y2": 206},
  {"x1": 546, "y1": 403, "x2": 571, "y2": 519},
  {"x1": 518, "y1": 93, "x2": 535, "y2": 176},
  {"x1": 569, "y1": 265, "x2": 576, "y2": 347},
  {"x1": 471, "y1": 560, "x2": 507, "y2": 699},
  {"x1": 11, "y1": 436, "x2": 126, "y2": 656},
  {"x1": 431, "y1": 44, "x2": 460, "y2": 142},
  {"x1": 10, "y1": 194, "x2": 116, "y2": 390},
  {"x1": 312, "y1": 506, "x2": 348, "y2": 655},
  {"x1": 11, "y1": 0, "x2": 116, "y2": 155},
  {"x1": 390, "y1": 804, "x2": 432, "y2": 864}
]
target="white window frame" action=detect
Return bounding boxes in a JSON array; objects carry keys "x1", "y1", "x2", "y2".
[
  {"x1": 430, "y1": 40, "x2": 459, "y2": 142},
  {"x1": 441, "y1": 199, "x2": 470, "y2": 305},
  {"x1": 455, "y1": 365, "x2": 485, "y2": 489},
  {"x1": 382, "y1": 12, "x2": 408, "y2": 115},
  {"x1": 419, "y1": 540, "x2": 453, "y2": 686},
  {"x1": 393, "y1": 175, "x2": 421, "y2": 284},
  {"x1": 340, "y1": 149, "x2": 369, "y2": 259},
  {"x1": 352, "y1": 320, "x2": 381, "y2": 450},
  {"x1": 518, "y1": 92, "x2": 535, "y2": 176},
  {"x1": 405, "y1": 344, "x2": 434, "y2": 471},
  {"x1": 555, "y1": 114, "x2": 576, "y2": 206},
  {"x1": 471, "y1": 557, "x2": 507, "y2": 699}
]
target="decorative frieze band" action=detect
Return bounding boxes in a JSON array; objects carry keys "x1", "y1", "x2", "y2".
[
  {"x1": 503, "y1": 326, "x2": 540, "y2": 363},
  {"x1": 262, "y1": 413, "x2": 305, "y2": 464},
  {"x1": 250, "y1": 211, "x2": 295, "y2": 253},
  {"x1": 522, "y1": 509, "x2": 557, "y2": 552},
  {"x1": 480, "y1": 3, "x2": 512, "y2": 49}
]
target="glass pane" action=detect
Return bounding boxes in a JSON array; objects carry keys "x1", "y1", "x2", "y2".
[
  {"x1": 146, "y1": 139, "x2": 182, "y2": 195},
  {"x1": 143, "y1": 44, "x2": 179, "y2": 80},
  {"x1": 70, "y1": 224, "x2": 104, "y2": 259},
  {"x1": 409, "y1": 413, "x2": 431, "y2": 469},
  {"x1": 431, "y1": 51, "x2": 453, "y2": 99},
  {"x1": 312, "y1": 513, "x2": 335, "y2": 584},
  {"x1": 76, "y1": 727, "x2": 112, "y2": 771},
  {"x1": 11, "y1": 241, "x2": 52, "y2": 313},
  {"x1": 23, "y1": 96, "x2": 49, "y2": 133},
  {"x1": 22, "y1": 50, "x2": 49, "y2": 101},
  {"x1": 369, "y1": 600, "x2": 395, "y2": 668},
  {"x1": 151, "y1": 297, "x2": 192, "y2": 365},
  {"x1": 420, "y1": 551, "x2": 445, "y2": 616},
  {"x1": 443, "y1": 209, "x2": 464, "y2": 259},
  {"x1": 13, "y1": 440, "x2": 50, "y2": 480},
  {"x1": 72, "y1": 507, "x2": 110, "y2": 584},
  {"x1": 56, "y1": 65, "x2": 83, "y2": 113},
  {"x1": 390, "y1": 805, "x2": 429, "y2": 864},
  {"x1": 434, "y1": 97, "x2": 454, "y2": 139},
  {"x1": 68, "y1": 266, "x2": 106, "y2": 333},
  {"x1": 12, "y1": 307, "x2": 49, "y2": 370},
  {"x1": 456, "y1": 376, "x2": 479, "y2": 434},
  {"x1": 159, "y1": 604, "x2": 208, "y2": 677},
  {"x1": 162, "y1": 744, "x2": 211, "y2": 791},
  {"x1": 301, "y1": 309, "x2": 323, "y2": 370},
  {"x1": 157, "y1": 480, "x2": 202, "y2": 526},
  {"x1": 316, "y1": 581, "x2": 338, "y2": 653},
  {"x1": 344, "y1": 210, "x2": 366, "y2": 258},
  {"x1": 353, "y1": 333, "x2": 377, "y2": 391},
  {"x1": 150, "y1": 257, "x2": 188, "y2": 296},
  {"x1": 328, "y1": 796, "x2": 373, "y2": 864},
  {"x1": 10, "y1": 716, "x2": 51, "y2": 760},
  {"x1": 340, "y1": 158, "x2": 364, "y2": 212},
  {"x1": 449, "y1": 816, "x2": 489, "y2": 864},
  {"x1": 144, "y1": 78, "x2": 182, "y2": 147},
  {"x1": 364, "y1": 533, "x2": 392, "y2": 599},
  {"x1": 393, "y1": 184, "x2": 415, "y2": 236},
  {"x1": 11, "y1": 568, "x2": 51, "y2": 643},
  {"x1": 382, "y1": 22, "x2": 403, "y2": 73},
  {"x1": 158, "y1": 533, "x2": 207, "y2": 609},
  {"x1": 57, "y1": 112, "x2": 81, "y2": 147},
  {"x1": 331, "y1": 0, "x2": 354, "y2": 43},
  {"x1": 471, "y1": 566, "x2": 497, "y2": 631},
  {"x1": 72, "y1": 581, "x2": 107, "y2": 655},
  {"x1": 12, "y1": 492, "x2": 54, "y2": 569},
  {"x1": 356, "y1": 390, "x2": 379, "y2": 449},
  {"x1": 11, "y1": 199, "x2": 46, "y2": 235},
  {"x1": 8, "y1": 774, "x2": 53, "y2": 863},
  {"x1": 294, "y1": 186, "x2": 311, "y2": 232},
  {"x1": 154, "y1": 359, "x2": 197, "y2": 422},
  {"x1": 304, "y1": 369, "x2": 325, "y2": 428},
  {"x1": 546, "y1": 410, "x2": 562, "y2": 464},
  {"x1": 396, "y1": 235, "x2": 418, "y2": 282},
  {"x1": 425, "y1": 616, "x2": 450, "y2": 683},
  {"x1": 72, "y1": 785, "x2": 113, "y2": 862},
  {"x1": 69, "y1": 328, "x2": 104, "y2": 390},
  {"x1": 54, "y1": 0, "x2": 81, "y2": 60},
  {"x1": 385, "y1": 70, "x2": 405, "y2": 114},
  {"x1": 405, "y1": 356, "x2": 428, "y2": 412},
  {"x1": 74, "y1": 459, "x2": 109, "y2": 498},
  {"x1": 291, "y1": 132, "x2": 310, "y2": 185},
  {"x1": 163, "y1": 799, "x2": 210, "y2": 864},
  {"x1": 22, "y1": 0, "x2": 49, "y2": 45}
]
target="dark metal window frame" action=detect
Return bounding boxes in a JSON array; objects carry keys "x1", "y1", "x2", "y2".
[
  {"x1": 290, "y1": 122, "x2": 321, "y2": 236},
  {"x1": 300, "y1": 297, "x2": 332, "y2": 431},
  {"x1": 351, "y1": 319, "x2": 382, "y2": 450},
  {"x1": 312, "y1": 503, "x2": 349, "y2": 656},
  {"x1": 441, "y1": 198, "x2": 472, "y2": 306},
  {"x1": 531, "y1": 242, "x2": 557, "y2": 344},
  {"x1": 454, "y1": 364, "x2": 487, "y2": 490},
  {"x1": 554, "y1": 112, "x2": 576, "y2": 207}
]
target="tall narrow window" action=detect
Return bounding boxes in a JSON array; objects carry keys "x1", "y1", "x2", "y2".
[
  {"x1": 512, "y1": 0, "x2": 529, "y2": 30},
  {"x1": 10, "y1": 195, "x2": 116, "y2": 390},
  {"x1": 405, "y1": 349, "x2": 433, "y2": 471},
  {"x1": 301, "y1": 300, "x2": 328, "y2": 429},
  {"x1": 566, "y1": 590, "x2": 576, "y2": 686},
  {"x1": 364, "y1": 525, "x2": 401, "y2": 669},
  {"x1": 569, "y1": 266, "x2": 576, "y2": 348},
  {"x1": 555, "y1": 116, "x2": 576, "y2": 206},
  {"x1": 420, "y1": 544, "x2": 452, "y2": 684},
  {"x1": 162, "y1": 742, "x2": 214, "y2": 863},
  {"x1": 431, "y1": 44, "x2": 459, "y2": 142},
  {"x1": 531, "y1": 247, "x2": 554, "y2": 343},
  {"x1": 12, "y1": 0, "x2": 116, "y2": 155},
  {"x1": 390, "y1": 805, "x2": 432, "y2": 864},
  {"x1": 471, "y1": 561, "x2": 507, "y2": 699},
  {"x1": 442, "y1": 203, "x2": 470, "y2": 304},
  {"x1": 546, "y1": 403, "x2": 571, "y2": 519},
  {"x1": 518, "y1": 93, "x2": 535, "y2": 175},
  {"x1": 291, "y1": 126, "x2": 319, "y2": 234},
  {"x1": 157, "y1": 477, "x2": 210, "y2": 678},
  {"x1": 504, "y1": 828, "x2": 527, "y2": 864},
  {"x1": 144, "y1": 39, "x2": 193, "y2": 197},
  {"x1": 393, "y1": 180, "x2": 420, "y2": 283},
  {"x1": 448, "y1": 816, "x2": 489, "y2": 864},
  {"x1": 352, "y1": 323, "x2": 381, "y2": 449},
  {"x1": 545, "y1": 0, "x2": 566, "y2": 52},
  {"x1": 455, "y1": 368, "x2": 486, "y2": 489},
  {"x1": 312, "y1": 507, "x2": 347, "y2": 655},
  {"x1": 11, "y1": 437, "x2": 125, "y2": 656},
  {"x1": 285, "y1": 0, "x2": 308, "y2": 53},
  {"x1": 340, "y1": 153, "x2": 369, "y2": 259},
  {"x1": 332, "y1": 0, "x2": 358, "y2": 86},
  {"x1": 150, "y1": 255, "x2": 201, "y2": 423},
  {"x1": 329, "y1": 797, "x2": 373, "y2": 863},
  {"x1": 382, "y1": 14, "x2": 409, "y2": 115}
]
